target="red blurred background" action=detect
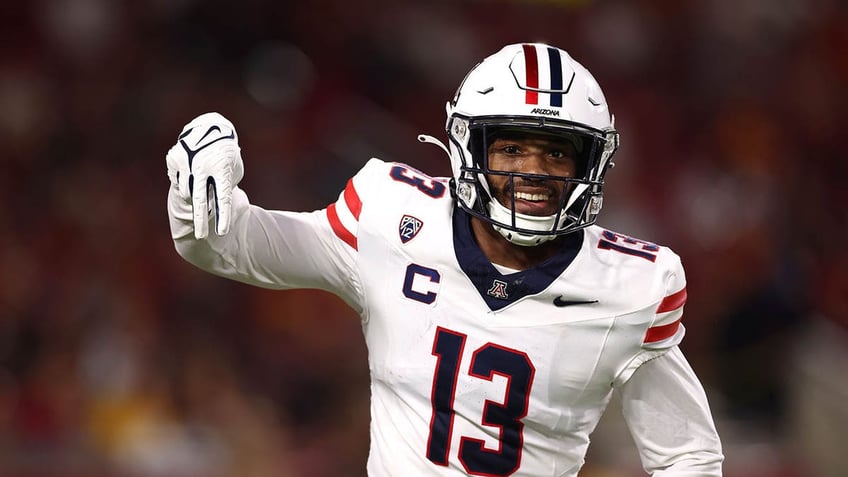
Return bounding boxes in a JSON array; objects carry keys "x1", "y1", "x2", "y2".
[{"x1": 1, "y1": 0, "x2": 846, "y2": 476}]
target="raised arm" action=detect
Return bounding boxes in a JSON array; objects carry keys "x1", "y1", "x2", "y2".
[{"x1": 165, "y1": 112, "x2": 362, "y2": 312}]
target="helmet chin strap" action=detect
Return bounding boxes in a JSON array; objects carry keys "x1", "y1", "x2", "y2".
[
  {"x1": 487, "y1": 200, "x2": 558, "y2": 246},
  {"x1": 486, "y1": 182, "x2": 589, "y2": 246}
]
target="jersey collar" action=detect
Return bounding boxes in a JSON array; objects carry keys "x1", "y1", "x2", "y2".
[{"x1": 452, "y1": 208, "x2": 583, "y2": 311}]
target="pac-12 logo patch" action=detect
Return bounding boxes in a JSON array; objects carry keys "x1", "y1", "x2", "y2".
[{"x1": 399, "y1": 215, "x2": 423, "y2": 243}]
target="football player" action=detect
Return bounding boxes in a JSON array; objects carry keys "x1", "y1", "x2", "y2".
[{"x1": 166, "y1": 43, "x2": 723, "y2": 476}]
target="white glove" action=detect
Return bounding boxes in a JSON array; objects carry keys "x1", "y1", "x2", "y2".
[{"x1": 166, "y1": 112, "x2": 244, "y2": 239}]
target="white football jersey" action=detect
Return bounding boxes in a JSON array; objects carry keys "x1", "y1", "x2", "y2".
[
  {"x1": 323, "y1": 159, "x2": 685, "y2": 476},
  {"x1": 169, "y1": 158, "x2": 718, "y2": 476}
]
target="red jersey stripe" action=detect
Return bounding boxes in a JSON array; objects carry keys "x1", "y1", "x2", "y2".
[
  {"x1": 343, "y1": 179, "x2": 362, "y2": 219},
  {"x1": 644, "y1": 319, "x2": 681, "y2": 344},
  {"x1": 657, "y1": 287, "x2": 687, "y2": 313},
  {"x1": 522, "y1": 44, "x2": 539, "y2": 105},
  {"x1": 327, "y1": 203, "x2": 357, "y2": 250}
]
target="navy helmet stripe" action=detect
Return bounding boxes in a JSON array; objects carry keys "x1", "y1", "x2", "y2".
[{"x1": 547, "y1": 47, "x2": 563, "y2": 107}]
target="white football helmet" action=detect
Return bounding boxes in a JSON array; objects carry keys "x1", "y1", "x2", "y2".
[{"x1": 423, "y1": 43, "x2": 619, "y2": 246}]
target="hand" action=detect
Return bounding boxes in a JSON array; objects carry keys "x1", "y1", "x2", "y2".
[{"x1": 166, "y1": 112, "x2": 244, "y2": 239}]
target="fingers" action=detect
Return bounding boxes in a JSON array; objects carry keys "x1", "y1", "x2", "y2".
[
  {"x1": 165, "y1": 145, "x2": 192, "y2": 199},
  {"x1": 192, "y1": 173, "x2": 211, "y2": 240},
  {"x1": 190, "y1": 143, "x2": 238, "y2": 239},
  {"x1": 171, "y1": 112, "x2": 241, "y2": 239},
  {"x1": 214, "y1": 178, "x2": 233, "y2": 236},
  {"x1": 192, "y1": 173, "x2": 234, "y2": 239}
]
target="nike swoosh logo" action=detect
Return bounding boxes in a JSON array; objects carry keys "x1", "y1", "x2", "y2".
[
  {"x1": 195, "y1": 125, "x2": 221, "y2": 146},
  {"x1": 178, "y1": 126, "x2": 236, "y2": 166},
  {"x1": 553, "y1": 296, "x2": 598, "y2": 307}
]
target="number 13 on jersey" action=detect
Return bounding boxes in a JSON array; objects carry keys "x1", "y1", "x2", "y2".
[{"x1": 427, "y1": 327, "x2": 536, "y2": 476}]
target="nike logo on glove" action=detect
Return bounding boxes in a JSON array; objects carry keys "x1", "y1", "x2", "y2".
[
  {"x1": 179, "y1": 125, "x2": 236, "y2": 165},
  {"x1": 553, "y1": 296, "x2": 598, "y2": 307}
]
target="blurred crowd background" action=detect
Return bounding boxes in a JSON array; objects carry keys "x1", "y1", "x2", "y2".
[{"x1": 1, "y1": 0, "x2": 846, "y2": 476}]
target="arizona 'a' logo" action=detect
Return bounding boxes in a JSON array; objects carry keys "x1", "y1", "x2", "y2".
[
  {"x1": 399, "y1": 215, "x2": 423, "y2": 244},
  {"x1": 487, "y1": 279, "x2": 509, "y2": 300}
]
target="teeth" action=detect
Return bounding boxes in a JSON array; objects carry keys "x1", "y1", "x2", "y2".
[{"x1": 515, "y1": 191, "x2": 549, "y2": 201}]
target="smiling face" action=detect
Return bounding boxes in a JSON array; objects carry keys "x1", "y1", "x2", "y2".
[{"x1": 485, "y1": 131, "x2": 579, "y2": 217}]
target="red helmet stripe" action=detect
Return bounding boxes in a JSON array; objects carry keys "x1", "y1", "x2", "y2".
[{"x1": 522, "y1": 44, "x2": 539, "y2": 105}]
